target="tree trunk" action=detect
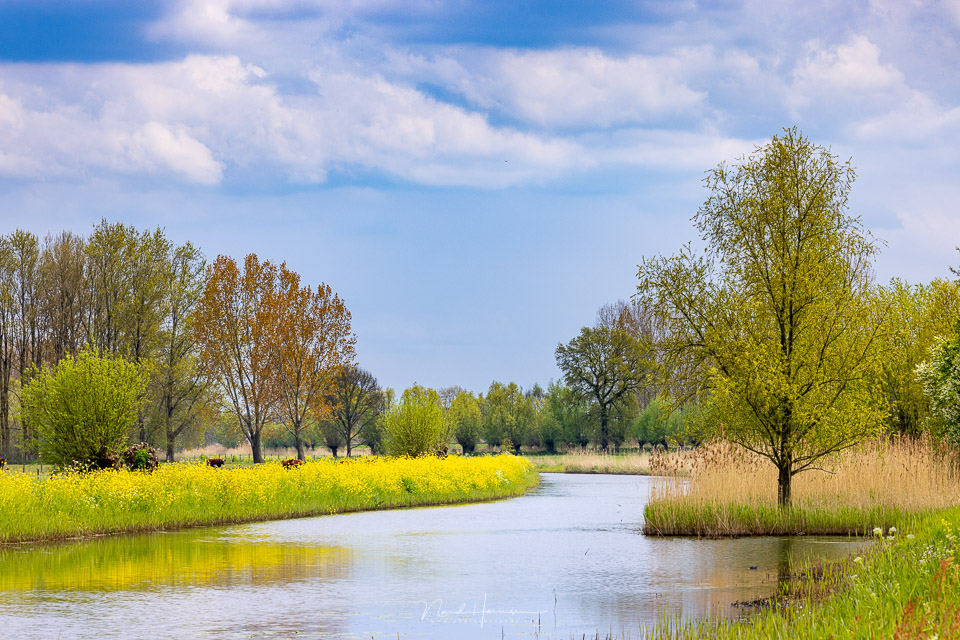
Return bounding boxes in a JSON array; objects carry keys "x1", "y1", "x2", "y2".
[
  {"x1": 599, "y1": 406, "x2": 609, "y2": 452},
  {"x1": 295, "y1": 431, "x2": 305, "y2": 461},
  {"x1": 345, "y1": 437, "x2": 351, "y2": 459},
  {"x1": 330, "y1": 445, "x2": 338, "y2": 459},
  {"x1": 250, "y1": 430, "x2": 264, "y2": 463},
  {"x1": 166, "y1": 441, "x2": 175, "y2": 463},
  {"x1": 777, "y1": 461, "x2": 792, "y2": 508}
]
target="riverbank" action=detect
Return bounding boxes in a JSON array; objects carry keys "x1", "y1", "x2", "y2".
[
  {"x1": 0, "y1": 454, "x2": 537, "y2": 544},
  {"x1": 526, "y1": 449, "x2": 692, "y2": 476},
  {"x1": 643, "y1": 438, "x2": 959, "y2": 537},
  {"x1": 642, "y1": 505, "x2": 960, "y2": 639}
]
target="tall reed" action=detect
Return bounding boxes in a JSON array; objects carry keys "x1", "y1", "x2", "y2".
[{"x1": 645, "y1": 438, "x2": 960, "y2": 536}]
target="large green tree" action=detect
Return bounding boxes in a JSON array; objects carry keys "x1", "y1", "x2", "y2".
[
  {"x1": 916, "y1": 319, "x2": 960, "y2": 445},
  {"x1": 555, "y1": 325, "x2": 647, "y2": 451},
  {"x1": 447, "y1": 390, "x2": 482, "y2": 453},
  {"x1": 482, "y1": 381, "x2": 535, "y2": 453},
  {"x1": 636, "y1": 128, "x2": 886, "y2": 508}
]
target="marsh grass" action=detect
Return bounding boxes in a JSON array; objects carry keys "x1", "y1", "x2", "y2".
[
  {"x1": 644, "y1": 438, "x2": 960, "y2": 536},
  {"x1": 526, "y1": 449, "x2": 692, "y2": 475},
  {"x1": 0, "y1": 454, "x2": 537, "y2": 544}
]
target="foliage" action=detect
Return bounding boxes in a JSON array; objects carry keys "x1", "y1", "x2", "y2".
[
  {"x1": 556, "y1": 324, "x2": 647, "y2": 451},
  {"x1": 636, "y1": 128, "x2": 886, "y2": 507},
  {"x1": 0, "y1": 454, "x2": 536, "y2": 543},
  {"x1": 382, "y1": 384, "x2": 447, "y2": 457},
  {"x1": 482, "y1": 381, "x2": 536, "y2": 452},
  {"x1": 447, "y1": 390, "x2": 482, "y2": 453},
  {"x1": 323, "y1": 365, "x2": 384, "y2": 458},
  {"x1": 267, "y1": 265, "x2": 355, "y2": 460},
  {"x1": 194, "y1": 254, "x2": 281, "y2": 463},
  {"x1": 21, "y1": 348, "x2": 150, "y2": 469},
  {"x1": 119, "y1": 442, "x2": 160, "y2": 472},
  {"x1": 540, "y1": 381, "x2": 591, "y2": 450},
  {"x1": 875, "y1": 278, "x2": 960, "y2": 437},
  {"x1": 633, "y1": 398, "x2": 702, "y2": 448},
  {"x1": 917, "y1": 319, "x2": 960, "y2": 445}
]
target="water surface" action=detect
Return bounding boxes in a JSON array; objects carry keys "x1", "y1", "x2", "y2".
[{"x1": 0, "y1": 473, "x2": 867, "y2": 638}]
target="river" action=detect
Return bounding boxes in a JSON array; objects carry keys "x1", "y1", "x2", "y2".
[{"x1": 0, "y1": 473, "x2": 867, "y2": 639}]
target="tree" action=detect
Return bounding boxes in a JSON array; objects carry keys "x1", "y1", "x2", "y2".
[
  {"x1": 482, "y1": 381, "x2": 535, "y2": 453},
  {"x1": 917, "y1": 319, "x2": 960, "y2": 445},
  {"x1": 38, "y1": 231, "x2": 87, "y2": 364},
  {"x1": 448, "y1": 390, "x2": 482, "y2": 453},
  {"x1": 636, "y1": 128, "x2": 885, "y2": 508},
  {"x1": 21, "y1": 348, "x2": 150, "y2": 469},
  {"x1": 555, "y1": 325, "x2": 647, "y2": 451},
  {"x1": 875, "y1": 278, "x2": 960, "y2": 437},
  {"x1": 193, "y1": 254, "x2": 280, "y2": 463},
  {"x1": 268, "y1": 265, "x2": 355, "y2": 460},
  {"x1": 382, "y1": 384, "x2": 446, "y2": 457},
  {"x1": 151, "y1": 241, "x2": 210, "y2": 462},
  {"x1": 323, "y1": 365, "x2": 384, "y2": 457}
]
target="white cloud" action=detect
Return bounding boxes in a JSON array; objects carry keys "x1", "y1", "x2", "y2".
[{"x1": 396, "y1": 47, "x2": 707, "y2": 129}]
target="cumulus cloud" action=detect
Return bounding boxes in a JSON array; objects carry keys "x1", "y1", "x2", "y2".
[{"x1": 393, "y1": 47, "x2": 707, "y2": 129}]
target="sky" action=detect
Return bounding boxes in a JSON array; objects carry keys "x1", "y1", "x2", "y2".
[{"x1": 0, "y1": 0, "x2": 958, "y2": 395}]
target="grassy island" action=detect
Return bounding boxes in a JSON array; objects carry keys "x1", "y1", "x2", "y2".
[{"x1": 0, "y1": 454, "x2": 537, "y2": 544}]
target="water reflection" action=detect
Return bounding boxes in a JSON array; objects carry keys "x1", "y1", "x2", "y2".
[
  {"x1": 0, "y1": 529, "x2": 351, "y2": 591},
  {"x1": 0, "y1": 474, "x2": 868, "y2": 639}
]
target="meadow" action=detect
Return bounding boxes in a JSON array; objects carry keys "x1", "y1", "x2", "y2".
[
  {"x1": 643, "y1": 438, "x2": 960, "y2": 536},
  {"x1": 0, "y1": 454, "x2": 537, "y2": 544}
]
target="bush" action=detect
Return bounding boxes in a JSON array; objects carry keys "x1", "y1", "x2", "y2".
[
  {"x1": 383, "y1": 385, "x2": 446, "y2": 457},
  {"x1": 120, "y1": 443, "x2": 159, "y2": 472},
  {"x1": 21, "y1": 348, "x2": 150, "y2": 470}
]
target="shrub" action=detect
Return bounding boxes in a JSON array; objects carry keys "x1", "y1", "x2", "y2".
[
  {"x1": 383, "y1": 385, "x2": 446, "y2": 457},
  {"x1": 21, "y1": 348, "x2": 150, "y2": 470}
]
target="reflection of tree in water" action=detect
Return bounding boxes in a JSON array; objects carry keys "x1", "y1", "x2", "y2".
[
  {"x1": 775, "y1": 537, "x2": 796, "y2": 598},
  {"x1": 0, "y1": 529, "x2": 353, "y2": 592}
]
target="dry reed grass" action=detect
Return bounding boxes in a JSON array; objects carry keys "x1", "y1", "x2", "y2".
[
  {"x1": 645, "y1": 437, "x2": 960, "y2": 536},
  {"x1": 528, "y1": 448, "x2": 695, "y2": 475}
]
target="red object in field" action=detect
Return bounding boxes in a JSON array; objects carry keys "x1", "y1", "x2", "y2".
[
  {"x1": 207, "y1": 458, "x2": 225, "y2": 468},
  {"x1": 281, "y1": 458, "x2": 304, "y2": 470}
]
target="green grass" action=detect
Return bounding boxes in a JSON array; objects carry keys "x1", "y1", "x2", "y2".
[
  {"x1": 639, "y1": 507, "x2": 960, "y2": 639},
  {"x1": 643, "y1": 501, "x2": 919, "y2": 537}
]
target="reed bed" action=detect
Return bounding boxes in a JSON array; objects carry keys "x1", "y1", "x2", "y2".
[
  {"x1": 0, "y1": 454, "x2": 537, "y2": 544},
  {"x1": 644, "y1": 438, "x2": 960, "y2": 536},
  {"x1": 528, "y1": 449, "x2": 692, "y2": 475}
]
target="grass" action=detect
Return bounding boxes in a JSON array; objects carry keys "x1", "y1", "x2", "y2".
[
  {"x1": 526, "y1": 449, "x2": 692, "y2": 475},
  {"x1": 644, "y1": 438, "x2": 960, "y2": 537},
  {"x1": 0, "y1": 454, "x2": 538, "y2": 544},
  {"x1": 639, "y1": 506, "x2": 960, "y2": 639}
]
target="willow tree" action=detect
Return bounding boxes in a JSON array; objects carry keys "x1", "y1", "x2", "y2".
[{"x1": 636, "y1": 128, "x2": 885, "y2": 508}]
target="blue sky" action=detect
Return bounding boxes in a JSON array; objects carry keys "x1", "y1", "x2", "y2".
[{"x1": 1, "y1": 0, "x2": 959, "y2": 394}]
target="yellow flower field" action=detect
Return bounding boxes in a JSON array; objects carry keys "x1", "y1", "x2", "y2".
[{"x1": 0, "y1": 454, "x2": 537, "y2": 544}]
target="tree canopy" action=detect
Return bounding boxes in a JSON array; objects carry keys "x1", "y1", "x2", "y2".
[{"x1": 636, "y1": 128, "x2": 886, "y2": 507}]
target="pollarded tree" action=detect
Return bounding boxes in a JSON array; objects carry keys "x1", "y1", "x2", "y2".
[
  {"x1": 482, "y1": 381, "x2": 535, "y2": 453},
  {"x1": 636, "y1": 128, "x2": 886, "y2": 508},
  {"x1": 383, "y1": 384, "x2": 446, "y2": 457},
  {"x1": 21, "y1": 347, "x2": 150, "y2": 469},
  {"x1": 555, "y1": 326, "x2": 647, "y2": 451},
  {"x1": 448, "y1": 390, "x2": 482, "y2": 453}
]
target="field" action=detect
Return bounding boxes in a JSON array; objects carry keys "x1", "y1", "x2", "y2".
[
  {"x1": 0, "y1": 454, "x2": 537, "y2": 544},
  {"x1": 644, "y1": 437, "x2": 960, "y2": 537}
]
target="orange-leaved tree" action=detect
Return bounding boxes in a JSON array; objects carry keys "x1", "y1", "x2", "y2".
[
  {"x1": 194, "y1": 254, "x2": 280, "y2": 463},
  {"x1": 267, "y1": 264, "x2": 355, "y2": 460}
]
